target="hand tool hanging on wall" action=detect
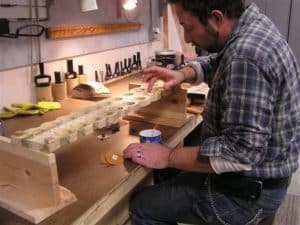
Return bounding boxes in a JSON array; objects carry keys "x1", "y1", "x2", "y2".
[
  {"x1": 35, "y1": 62, "x2": 53, "y2": 101},
  {"x1": 78, "y1": 65, "x2": 88, "y2": 84},
  {"x1": 95, "y1": 70, "x2": 100, "y2": 82},
  {"x1": 137, "y1": 51, "x2": 142, "y2": 69},
  {"x1": 120, "y1": 61, "x2": 126, "y2": 75},
  {"x1": 131, "y1": 54, "x2": 138, "y2": 70},
  {"x1": 65, "y1": 59, "x2": 79, "y2": 97},
  {"x1": 51, "y1": 71, "x2": 67, "y2": 101},
  {"x1": 34, "y1": 63, "x2": 51, "y2": 87},
  {"x1": 123, "y1": 58, "x2": 128, "y2": 74},
  {"x1": 114, "y1": 62, "x2": 121, "y2": 77},
  {"x1": 105, "y1": 64, "x2": 113, "y2": 80},
  {"x1": 65, "y1": 59, "x2": 77, "y2": 79},
  {"x1": 127, "y1": 58, "x2": 132, "y2": 73}
]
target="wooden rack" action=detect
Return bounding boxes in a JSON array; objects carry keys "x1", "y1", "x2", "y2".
[{"x1": 0, "y1": 84, "x2": 187, "y2": 224}]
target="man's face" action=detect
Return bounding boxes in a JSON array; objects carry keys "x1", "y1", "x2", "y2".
[{"x1": 176, "y1": 4, "x2": 223, "y2": 53}]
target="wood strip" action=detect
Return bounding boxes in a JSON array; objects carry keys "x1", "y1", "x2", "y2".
[
  {"x1": 170, "y1": 5, "x2": 195, "y2": 53},
  {"x1": 163, "y1": 3, "x2": 169, "y2": 49},
  {"x1": 46, "y1": 22, "x2": 143, "y2": 39}
]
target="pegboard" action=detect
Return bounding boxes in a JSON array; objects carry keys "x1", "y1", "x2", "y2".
[
  {"x1": 0, "y1": 0, "x2": 161, "y2": 71},
  {"x1": 0, "y1": 0, "x2": 48, "y2": 20}
]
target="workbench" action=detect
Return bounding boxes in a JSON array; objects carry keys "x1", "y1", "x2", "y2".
[{"x1": 0, "y1": 74, "x2": 203, "y2": 225}]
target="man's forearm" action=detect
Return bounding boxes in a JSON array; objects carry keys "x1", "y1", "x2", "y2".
[{"x1": 168, "y1": 146, "x2": 215, "y2": 173}]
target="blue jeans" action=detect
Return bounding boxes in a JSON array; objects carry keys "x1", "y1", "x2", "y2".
[{"x1": 129, "y1": 172, "x2": 287, "y2": 225}]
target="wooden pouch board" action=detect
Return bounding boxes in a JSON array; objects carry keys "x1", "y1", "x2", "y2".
[
  {"x1": 125, "y1": 84, "x2": 187, "y2": 128},
  {"x1": 0, "y1": 137, "x2": 76, "y2": 224}
]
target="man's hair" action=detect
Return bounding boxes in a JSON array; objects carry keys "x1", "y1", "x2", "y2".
[{"x1": 168, "y1": 0, "x2": 245, "y2": 25}]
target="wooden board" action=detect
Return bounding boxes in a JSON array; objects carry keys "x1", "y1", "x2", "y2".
[
  {"x1": 46, "y1": 22, "x2": 142, "y2": 39},
  {"x1": 0, "y1": 139, "x2": 76, "y2": 224},
  {"x1": 125, "y1": 87, "x2": 187, "y2": 128},
  {"x1": 0, "y1": 114, "x2": 203, "y2": 225},
  {"x1": 0, "y1": 74, "x2": 203, "y2": 225}
]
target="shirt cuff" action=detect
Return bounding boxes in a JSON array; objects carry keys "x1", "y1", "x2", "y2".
[
  {"x1": 209, "y1": 156, "x2": 252, "y2": 174},
  {"x1": 186, "y1": 61, "x2": 204, "y2": 84}
]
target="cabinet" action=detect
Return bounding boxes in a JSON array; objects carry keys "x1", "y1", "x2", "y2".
[
  {"x1": 245, "y1": 0, "x2": 292, "y2": 40},
  {"x1": 288, "y1": 0, "x2": 300, "y2": 63}
]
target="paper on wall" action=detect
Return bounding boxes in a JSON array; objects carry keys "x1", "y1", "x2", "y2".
[{"x1": 79, "y1": 0, "x2": 98, "y2": 12}]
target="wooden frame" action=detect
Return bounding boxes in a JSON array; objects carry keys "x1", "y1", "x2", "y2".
[{"x1": 0, "y1": 137, "x2": 76, "y2": 224}]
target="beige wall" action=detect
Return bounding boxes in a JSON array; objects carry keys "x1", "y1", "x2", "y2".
[{"x1": 0, "y1": 41, "x2": 162, "y2": 111}]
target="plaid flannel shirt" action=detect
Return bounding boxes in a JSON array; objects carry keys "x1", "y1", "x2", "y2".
[{"x1": 197, "y1": 3, "x2": 300, "y2": 178}]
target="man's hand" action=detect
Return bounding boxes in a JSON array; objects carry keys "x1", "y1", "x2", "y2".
[
  {"x1": 143, "y1": 66, "x2": 185, "y2": 92},
  {"x1": 123, "y1": 143, "x2": 172, "y2": 169}
]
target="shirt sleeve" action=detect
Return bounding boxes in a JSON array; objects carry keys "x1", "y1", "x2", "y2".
[
  {"x1": 200, "y1": 58, "x2": 275, "y2": 165},
  {"x1": 209, "y1": 156, "x2": 252, "y2": 174},
  {"x1": 188, "y1": 53, "x2": 220, "y2": 86},
  {"x1": 186, "y1": 60, "x2": 204, "y2": 84}
]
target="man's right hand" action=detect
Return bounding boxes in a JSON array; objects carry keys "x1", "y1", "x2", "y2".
[{"x1": 143, "y1": 66, "x2": 185, "y2": 92}]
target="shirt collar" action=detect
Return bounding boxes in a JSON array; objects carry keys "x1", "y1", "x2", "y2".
[{"x1": 215, "y1": 3, "x2": 261, "y2": 58}]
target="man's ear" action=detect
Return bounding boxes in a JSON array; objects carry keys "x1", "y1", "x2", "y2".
[{"x1": 210, "y1": 9, "x2": 224, "y2": 25}]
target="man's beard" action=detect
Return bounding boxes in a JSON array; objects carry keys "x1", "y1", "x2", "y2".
[{"x1": 197, "y1": 26, "x2": 223, "y2": 53}]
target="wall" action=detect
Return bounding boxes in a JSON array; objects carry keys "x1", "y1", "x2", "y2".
[
  {"x1": 0, "y1": 0, "x2": 161, "y2": 70},
  {"x1": 0, "y1": 0, "x2": 163, "y2": 111},
  {"x1": 245, "y1": 0, "x2": 292, "y2": 40},
  {"x1": 0, "y1": 41, "x2": 162, "y2": 110},
  {"x1": 288, "y1": 0, "x2": 300, "y2": 63}
]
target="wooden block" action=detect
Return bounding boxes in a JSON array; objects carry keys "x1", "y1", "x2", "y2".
[
  {"x1": 94, "y1": 117, "x2": 107, "y2": 129},
  {"x1": 0, "y1": 140, "x2": 77, "y2": 224}
]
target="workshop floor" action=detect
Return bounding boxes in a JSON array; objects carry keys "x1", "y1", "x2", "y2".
[{"x1": 272, "y1": 158, "x2": 300, "y2": 225}]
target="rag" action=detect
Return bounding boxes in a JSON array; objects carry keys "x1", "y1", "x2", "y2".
[{"x1": 0, "y1": 101, "x2": 61, "y2": 119}]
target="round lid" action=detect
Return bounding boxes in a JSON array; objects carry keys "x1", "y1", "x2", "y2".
[{"x1": 155, "y1": 50, "x2": 176, "y2": 56}]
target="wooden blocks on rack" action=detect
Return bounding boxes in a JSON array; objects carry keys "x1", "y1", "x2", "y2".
[
  {"x1": 10, "y1": 85, "x2": 163, "y2": 153},
  {"x1": 0, "y1": 138, "x2": 76, "y2": 224}
]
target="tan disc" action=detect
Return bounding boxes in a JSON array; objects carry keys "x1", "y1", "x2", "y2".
[
  {"x1": 105, "y1": 151, "x2": 124, "y2": 165},
  {"x1": 100, "y1": 151, "x2": 109, "y2": 164}
]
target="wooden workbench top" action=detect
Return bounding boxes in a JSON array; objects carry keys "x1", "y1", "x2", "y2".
[{"x1": 0, "y1": 73, "x2": 203, "y2": 225}]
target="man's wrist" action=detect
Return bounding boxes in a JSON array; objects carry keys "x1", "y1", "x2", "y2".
[
  {"x1": 178, "y1": 66, "x2": 197, "y2": 83},
  {"x1": 178, "y1": 70, "x2": 187, "y2": 82},
  {"x1": 186, "y1": 61, "x2": 204, "y2": 84},
  {"x1": 168, "y1": 148, "x2": 176, "y2": 168}
]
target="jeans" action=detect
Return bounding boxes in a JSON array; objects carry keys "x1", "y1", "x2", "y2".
[{"x1": 129, "y1": 172, "x2": 287, "y2": 225}]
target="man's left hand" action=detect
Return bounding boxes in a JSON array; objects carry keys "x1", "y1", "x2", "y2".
[{"x1": 123, "y1": 143, "x2": 172, "y2": 169}]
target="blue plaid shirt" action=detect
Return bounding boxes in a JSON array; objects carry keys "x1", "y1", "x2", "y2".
[{"x1": 198, "y1": 3, "x2": 300, "y2": 178}]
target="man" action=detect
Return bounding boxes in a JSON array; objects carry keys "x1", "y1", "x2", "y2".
[{"x1": 124, "y1": 0, "x2": 300, "y2": 224}]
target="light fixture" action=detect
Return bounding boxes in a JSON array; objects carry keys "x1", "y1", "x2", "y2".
[{"x1": 122, "y1": 0, "x2": 137, "y2": 10}]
